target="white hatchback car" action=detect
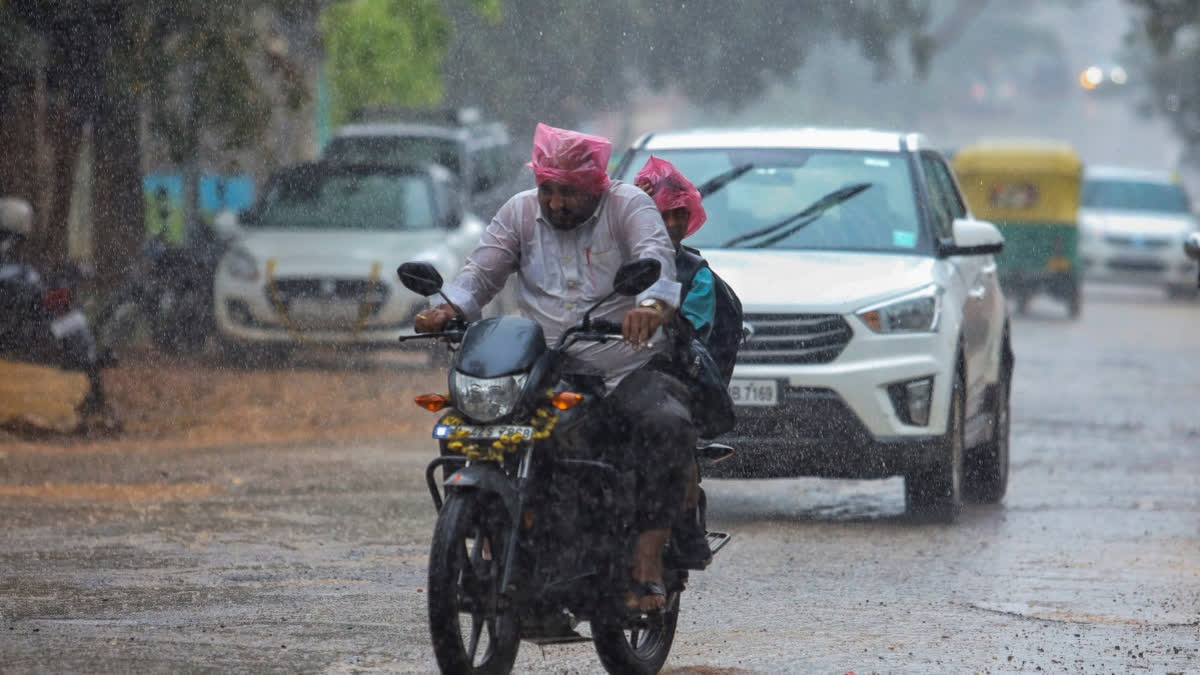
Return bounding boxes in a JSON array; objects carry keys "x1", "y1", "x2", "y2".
[
  {"x1": 613, "y1": 127, "x2": 1013, "y2": 521},
  {"x1": 214, "y1": 162, "x2": 504, "y2": 359},
  {"x1": 1078, "y1": 166, "x2": 1200, "y2": 298}
]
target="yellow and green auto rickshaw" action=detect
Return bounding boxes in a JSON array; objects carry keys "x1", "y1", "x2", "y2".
[{"x1": 952, "y1": 141, "x2": 1083, "y2": 317}]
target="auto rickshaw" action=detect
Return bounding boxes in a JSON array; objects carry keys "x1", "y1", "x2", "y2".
[{"x1": 952, "y1": 141, "x2": 1083, "y2": 317}]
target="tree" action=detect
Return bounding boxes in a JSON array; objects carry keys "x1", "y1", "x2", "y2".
[
  {"x1": 1126, "y1": 0, "x2": 1200, "y2": 159},
  {"x1": 0, "y1": 0, "x2": 308, "y2": 283},
  {"x1": 439, "y1": 0, "x2": 932, "y2": 141}
]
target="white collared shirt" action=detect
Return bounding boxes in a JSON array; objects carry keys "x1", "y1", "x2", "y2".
[{"x1": 440, "y1": 181, "x2": 680, "y2": 388}]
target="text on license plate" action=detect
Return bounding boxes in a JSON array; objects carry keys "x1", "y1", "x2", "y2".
[
  {"x1": 433, "y1": 424, "x2": 535, "y2": 440},
  {"x1": 728, "y1": 379, "x2": 778, "y2": 406}
]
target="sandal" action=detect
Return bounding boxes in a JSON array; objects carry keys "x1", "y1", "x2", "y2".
[{"x1": 624, "y1": 580, "x2": 666, "y2": 614}]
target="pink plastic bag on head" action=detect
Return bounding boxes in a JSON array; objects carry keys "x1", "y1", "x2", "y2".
[
  {"x1": 634, "y1": 155, "x2": 706, "y2": 238},
  {"x1": 526, "y1": 123, "x2": 612, "y2": 195}
]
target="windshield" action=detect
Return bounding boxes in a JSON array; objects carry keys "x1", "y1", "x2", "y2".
[
  {"x1": 1081, "y1": 178, "x2": 1191, "y2": 213},
  {"x1": 252, "y1": 167, "x2": 437, "y2": 231},
  {"x1": 618, "y1": 149, "x2": 924, "y2": 252},
  {"x1": 323, "y1": 135, "x2": 463, "y2": 175}
]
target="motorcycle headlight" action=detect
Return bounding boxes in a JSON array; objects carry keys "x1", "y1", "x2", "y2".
[
  {"x1": 224, "y1": 247, "x2": 259, "y2": 282},
  {"x1": 857, "y1": 284, "x2": 942, "y2": 333},
  {"x1": 450, "y1": 371, "x2": 529, "y2": 422}
]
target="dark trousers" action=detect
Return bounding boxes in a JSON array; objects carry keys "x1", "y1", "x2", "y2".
[{"x1": 602, "y1": 362, "x2": 696, "y2": 532}]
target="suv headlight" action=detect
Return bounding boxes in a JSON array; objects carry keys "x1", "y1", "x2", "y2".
[
  {"x1": 224, "y1": 247, "x2": 259, "y2": 282},
  {"x1": 857, "y1": 284, "x2": 942, "y2": 333},
  {"x1": 451, "y1": 371, "x2": 528, "y2": 422}
]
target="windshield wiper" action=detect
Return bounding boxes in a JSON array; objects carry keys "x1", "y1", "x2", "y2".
[
  {"x1": 719, "y1": 182, "x2": 873, "y2": 249},
  {"x1": 697, "y1": 163, "x2": 754, "y2": 199}
]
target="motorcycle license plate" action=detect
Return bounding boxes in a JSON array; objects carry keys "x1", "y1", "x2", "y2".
[
  {"x1": 433, "y1": 424, "x2": 535, "y2": 440},
  {"x1": 49, "y1": 310, "x2": 89, "y2": 339},
  {"x1": 728, "y1": 379, "x2": 778, "y2": 406}
]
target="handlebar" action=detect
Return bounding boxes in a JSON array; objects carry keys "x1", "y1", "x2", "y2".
[
  {"x1": 588, "y1": 319, "x2": 622, "y2": 335},
  {"x1": 398, "y1": 329, "x2": 466, "y2": 343}
]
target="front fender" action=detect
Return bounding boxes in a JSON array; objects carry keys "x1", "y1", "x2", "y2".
[{"x1": 445, "y1": 464, "x2": 520, "y2": 525}]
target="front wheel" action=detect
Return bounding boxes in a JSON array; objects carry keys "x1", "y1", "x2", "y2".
[
  {"x1": 965, "y1": 369, "x2": 1010, "y2": 503},
  {"x1": 905, "y1": 370, "x2": 965, "y2": 523},
  {"x1": 591, "y1": 592, "x2": 680, "y2": 675},
  {"x1": 427, "y1": 491, "x2": 520, "y2": 675}
]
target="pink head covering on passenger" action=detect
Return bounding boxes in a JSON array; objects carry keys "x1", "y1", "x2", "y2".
[
  {"x1": 635, "y1": 155, "x2": 707, "y2": 238},
  {"x1": 526, "y1": 123, "x2": 612, "y2": 195}
]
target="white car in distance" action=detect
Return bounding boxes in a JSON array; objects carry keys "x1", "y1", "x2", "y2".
[
  {"x1": 613, "y1": 127, "x2": 1013, "y2": 522},
  {"x1": 1078, "y1": 166, "x2": 1200, "y2": 299},
  {"x1": 213, "y1": 162, "x2": 502, "y2": 363}
]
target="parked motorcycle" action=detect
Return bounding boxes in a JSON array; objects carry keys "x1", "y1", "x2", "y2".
[
  {"x1": 95, "y1": 219, "x2": 228, "y2": 358},
  {"x1": 397, "y1": 259, "x2": 731, "y2": 675},
  {"x1": 0, "y1": 197, "x2": 115, "y2": 424},
  {"x1": 1186, "y1": 232, "x2": 1200, "y2": 288}
]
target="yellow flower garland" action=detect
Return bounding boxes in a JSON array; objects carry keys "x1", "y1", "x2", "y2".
[{"x1": 440, "y1": 391, "x2": 560, "y2": 461}]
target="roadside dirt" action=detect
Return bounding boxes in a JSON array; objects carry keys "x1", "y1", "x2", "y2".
[{"x1": 0, "y1": 346, "x2": 445, "y2": 453}]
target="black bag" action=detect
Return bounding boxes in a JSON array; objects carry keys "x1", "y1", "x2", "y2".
[
  {"x1": 675, "y1": 247, "x2": 743, "y2": 438},
  {"x1": 676, "y1": 247, "x2": 743, "y2": 385},
  {"x1": 680, "y1": 337, "x2": 736, "y2": 438}
]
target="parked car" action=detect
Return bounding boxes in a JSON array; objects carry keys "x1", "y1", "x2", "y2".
[
  {"x1": 1078, "y1": 166, "x2": 1200, "y2": 298},
  {"x1": 612, "y1": 127, "x2": 1014, "y2": 522},
  {"x1": 321, "y1": 106, "x2": 520, "y2": 220},
  {"x1": 213, "y1": 161, "x2": 504, "y2": 363}
]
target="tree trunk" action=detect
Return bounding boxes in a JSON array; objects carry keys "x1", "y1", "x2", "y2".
[
  {"x1": 92, "y1": 88, "x2": 144, "y2": 288},
  {"x1": 0, "y1": 79, "x2": 40, "y2": 204},
  {"x1": 38, "y1": 96, "x2": 85, "y2": 268}
]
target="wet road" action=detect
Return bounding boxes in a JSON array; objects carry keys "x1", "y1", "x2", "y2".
[{"x1": 2, "y1": 283, "x2": 1198, "y2": 674}]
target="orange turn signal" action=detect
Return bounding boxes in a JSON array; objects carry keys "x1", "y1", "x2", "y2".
[
  {"x1": 551, "y1": 391, "x2": 584, "y2": 410},
  {"x1": 415, "y1": 393, "x2": 448, "y2": 412},
  {"x1": 859, "y1": 310, "x2": 883, "y2": 332}
]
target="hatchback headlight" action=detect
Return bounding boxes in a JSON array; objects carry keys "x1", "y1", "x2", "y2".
[
  {"x1": 857, "y1": 285, "x2": 942, "y2": 333},
  {"x1": 451, "y1": 371, "x2": 528, "y2": 422},
  {"x1": 224, "y1": 247, "x2": 259, "y2": 282}
]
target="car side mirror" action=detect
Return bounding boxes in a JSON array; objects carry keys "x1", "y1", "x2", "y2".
[
  {"x1": 1184, "y1": 232, "x2": 1200, "y2": 261},
  {"x1": 612, "y1": 258, "x2": 662, "y2": 296},
  {"x1": 397, "y1": 262, "x2": 444, "y2": 296},
  {"x1": 940, "y1": 218, "x2": 1005, "y2": 257}
]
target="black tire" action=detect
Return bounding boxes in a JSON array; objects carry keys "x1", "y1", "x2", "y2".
[
  {"x1": 591, "y1": 592, "x2": 680, "y2": 675},
  {"x1": 427, "y1": 491, "x2": 520, "y2": 675},
  {"x1": 95, "y1": 298, "x2": 143, "y2": 356},
  {"x1": 905, "y1": 370, "x2": 965, "y2": 523},
  {"x1": 150, "y1": 288, "x2": 209, "y2": 355},
  {"x1": 965, "y1": 368, "x2": 1010, "y2": 504}
]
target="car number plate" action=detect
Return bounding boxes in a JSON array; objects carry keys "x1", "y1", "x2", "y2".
[
  {"x1": 433, "y1": 424, "x2": 535, "y2": 440},
  {"x1": 728, "y1": 379, "x2": 778, "y2": 407},
  {"x1": 49, "y1": 310, "x2": 89, "y2": 339}
]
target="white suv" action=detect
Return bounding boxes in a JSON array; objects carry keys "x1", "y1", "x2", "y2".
[
  {"x1": 613, "y1": 128, "x2": 1013, "y2": 521},
  {"x1": 1078, "y1": 166, "x2": 1200, "y2": 298}
]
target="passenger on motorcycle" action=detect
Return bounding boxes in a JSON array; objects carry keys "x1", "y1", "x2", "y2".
[
  {"x1": 635, "y1": 156, "x2": 715, "y2": 569},
  {"x1": 414, "y1": 123, "x2": 695, "y2": 612}
]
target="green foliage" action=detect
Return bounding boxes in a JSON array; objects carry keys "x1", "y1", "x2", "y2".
[
  {"x1": 1127, "y1": 0, "x2": 1200, "y2": 154},
  {"x1": 440, "y1": 0, "x2": 932, "y2": 135},
  {"x1": 321, "y1": 0, "x2": 453, "y2": 125}
]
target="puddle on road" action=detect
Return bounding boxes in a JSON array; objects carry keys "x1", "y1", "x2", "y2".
[{"x1": 0, "y1": 482, "x2": 220, "y2": 501}]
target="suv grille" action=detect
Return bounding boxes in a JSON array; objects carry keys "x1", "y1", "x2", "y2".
[
  {"x1": 269, "y1": 278, "x2": 388, "y2": 303},
  {"x1": 738, "y1": 313, "x2": 852, "y2": 365}
]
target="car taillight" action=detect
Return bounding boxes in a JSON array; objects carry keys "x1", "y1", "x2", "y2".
[{"x1": 43, "y1": 287, "x2": 71, "y2": 316}]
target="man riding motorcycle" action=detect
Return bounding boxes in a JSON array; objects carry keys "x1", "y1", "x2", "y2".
[{"x1": 414, "y1": 123, "x2": 694, "y2": 613}]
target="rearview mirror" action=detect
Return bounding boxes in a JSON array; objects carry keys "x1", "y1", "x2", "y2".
[
  {"x1": 612, "y1": 258, "x2": 661, "y2": 296},
  {"x1": 940, "y1": 218, "x2": 1004, "y2": 257},
  {"x1": 1184, "y1": 232, "x2": 1200, "y2": 261},
  {"x1": 397, "y1": 262, "x2": 444, "y2": 296}
]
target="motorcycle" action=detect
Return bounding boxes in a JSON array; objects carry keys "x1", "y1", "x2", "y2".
[
  {"x1": 396, "y1": 259, "x2": 731, "y2": 675},
  {"x1": 1186, "y1": 232, "x2": 1200, "y2": 288},
  {"x1": 0, "y1": 201, "x2": 115, "y2": 425},
  {"x1": 95, "y1": 220, "x2": 227, "y2": 358}
]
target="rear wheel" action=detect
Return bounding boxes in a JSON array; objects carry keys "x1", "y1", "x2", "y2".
[
  {"x1": 905, "y1": 370, "x2": 964, "y2": 523},
  {"x1": 965, "y1": 368, "x2": 1010, "y2": 503},
  {"x1": 591, "y1": 592, "x2": 680, "y2": 675},
  {"x1": 427, "y1": 491, "x2": 520, "y2": 675}
]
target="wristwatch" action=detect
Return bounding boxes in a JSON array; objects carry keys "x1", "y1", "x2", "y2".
[{"x1": 637, "y1": 298, "x2": 666, "y2": 314}]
